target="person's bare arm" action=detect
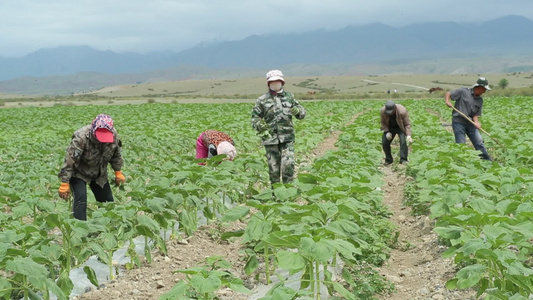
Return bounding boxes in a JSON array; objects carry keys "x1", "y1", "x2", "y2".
[
  {"x1": 445, "y1": 92, "x2": 453, "y2": 108},
  {"x1": 472, "y1": 115, "x2": 481, "y2": 129}
]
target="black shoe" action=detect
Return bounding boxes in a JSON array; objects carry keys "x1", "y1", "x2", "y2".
[
  {"x1": 400, "y1": 160, "x2": 409, "y2": 164},
  {"x1": 383, "y1": 161, "x2": 393, "y2": 166}
]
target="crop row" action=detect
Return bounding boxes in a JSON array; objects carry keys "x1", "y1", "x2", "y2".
[
  {"x1": 403, "y1": 96, "x2": 533, "y2": 299},
  {"x1": 1, "y1": 96, "x2": 530, "y2": 299},
  {"x1": 1, "y1": 100, "x2": 380, "y2": 299}
]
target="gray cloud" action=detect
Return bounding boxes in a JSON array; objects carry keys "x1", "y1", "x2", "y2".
[{"x1": 1, "y1": 0, "x2": 531, "y2": 57}]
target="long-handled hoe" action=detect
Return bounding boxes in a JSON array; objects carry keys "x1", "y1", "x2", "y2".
[{"x1": 452, "y1": 106, "x2": 503, "y2": 146}]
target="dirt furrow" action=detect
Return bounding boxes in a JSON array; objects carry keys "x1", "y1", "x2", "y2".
[{"x1": 377, "y1": 165, "x2": 477, "y2": 300}]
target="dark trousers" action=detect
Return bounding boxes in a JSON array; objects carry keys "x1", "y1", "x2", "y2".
[
  {"x1": 382, "y1": 130, "x2": 408, "y2": 164},
  {"x1": 70, "y1": 177, "x2": 114, "y2": 220}
]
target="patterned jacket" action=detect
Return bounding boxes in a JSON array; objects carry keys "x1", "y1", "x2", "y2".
[
  {"x1": 251, "y1": 90, "x2": 306, "y2": 145},
  {"x1": 58, "y1": 125, "x2": 123, "y2": 187},
  {"x1": 201, "y1": 130, "x2": 234, "y2": 148},
  {"x1": 196, "y1": 130, "x2": 235, "y2": 159}
]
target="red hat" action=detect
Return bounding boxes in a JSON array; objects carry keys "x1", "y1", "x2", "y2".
[
  {"x1": 95, "y1": 128, "x2": 114, "y2": 143},
  {"x1": 91, "y1": 114, "x2": 115, "y2": 143}
]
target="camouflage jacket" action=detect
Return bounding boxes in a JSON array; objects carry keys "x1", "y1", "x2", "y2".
[
  {"x1": 251, "y1": 91, "x2": 306, "y2": 145},
  {"x1": 58, "y1": 125, "x2": 123, "y2": 187}
]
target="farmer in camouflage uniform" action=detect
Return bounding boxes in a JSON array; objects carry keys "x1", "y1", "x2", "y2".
[
  {"x1": 58, "y1": 114, "x2": 125, "y2": 220},
  {"x1": 251, "y1": 70, "x2": 306, "y2": 184}
]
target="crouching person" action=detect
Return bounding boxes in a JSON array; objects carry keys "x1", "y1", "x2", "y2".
[
  {"x1": 380, "y1": 100, "x2": 412, "y2": 165},
  {"x1": 195, "y1": 130, "x2": 237, "y2": 163},
  {"x1": 58, "y1": 114, "x2": 125, "y2": 220}
]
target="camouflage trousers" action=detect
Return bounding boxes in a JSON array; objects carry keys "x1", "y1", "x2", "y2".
[{"x1": 264, "y1": 142, "x2": 295, "y2": 184}]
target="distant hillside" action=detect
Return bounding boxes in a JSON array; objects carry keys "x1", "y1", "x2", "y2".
[
  {"x1": 0, "y1": 46, "x2": 175, "y2": 81},
  {"x1": 1, "y1": 15, "x2": 533, "y2": 95}
]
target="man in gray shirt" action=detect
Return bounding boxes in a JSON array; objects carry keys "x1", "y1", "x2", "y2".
[{"x1": 444, "y1": 77, "x2": 491, "y2": 160}]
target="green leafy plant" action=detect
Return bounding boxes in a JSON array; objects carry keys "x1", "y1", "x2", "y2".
[
  {"x1": 159, "y1": 256, "x2": 252, "y2": 300},
  {"x1": 1, "y1": 97, "x2": 530, "y2": 299},
  {"x1": 402, "y1": 97, "x2": 533, "y2": 298}
]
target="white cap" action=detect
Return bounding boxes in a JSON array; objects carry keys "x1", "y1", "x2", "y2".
[
  {"x1": 266, "y1": 69, "x2": 285, "y2": 83},
  {"x1": 217, "y1": 141, "x2": 236, "y2": 160}
]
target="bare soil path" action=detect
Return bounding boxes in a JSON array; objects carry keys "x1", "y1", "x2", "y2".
[
  {"x1": 377, "y1": 165, "x2": 477, "y2": 300},
  {"x1": 76, "y1": 223, "x2": 249, "y2": 300}
]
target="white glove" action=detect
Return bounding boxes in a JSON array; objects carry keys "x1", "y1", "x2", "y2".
[
  {"x1": 406, "y1": 136, "x2": 413, "y2": 144},
  {"x1": 385, "y1": 132, "x2": 392, "y2": 141}
]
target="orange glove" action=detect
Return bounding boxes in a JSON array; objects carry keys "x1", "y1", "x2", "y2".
[
  {"x1": 115, "y1": 171, "x2": 126, "y2": 186},
  {"x1": 58, "y1": 182, "x2": 70, "y2": 200}
]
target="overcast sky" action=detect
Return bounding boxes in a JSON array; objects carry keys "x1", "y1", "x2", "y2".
[{"x1": 1, "y1": 0, "x2": 532, "y2": 57}]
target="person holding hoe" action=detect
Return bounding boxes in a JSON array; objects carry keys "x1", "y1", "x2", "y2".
[
  {"x1": 58, "y1": 114, "x2": 126, "y2": 220},
  {"x1": 445, "y1": 77, "x2": 492, "y2": 160},
  {"x1": 195, "y1": 130, "x2": 237, "y2": 163},
  {"x1": 380, "y1": 100, "x2": 412, "y2": 165},
  {"x1": 251, "y1": 69, "x2": 306, "y2": 185}
]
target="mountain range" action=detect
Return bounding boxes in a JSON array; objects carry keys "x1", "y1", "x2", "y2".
[{"x1": 1, "y1": 15, "x2": 532, "y2": 95}]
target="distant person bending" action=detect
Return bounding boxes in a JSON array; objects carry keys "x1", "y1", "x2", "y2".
[
  {"x1": 380, "y1": 100, "x2": 412, "y2": 165},
  {"x1": 251, "y1": 69, "x2": 306, "y2": 184},
  {"x1": 195, "y1": 130, "x2": 236, "y2": 162},
  {"x1": 444, "y1": 77, "x2": 492, "y2": 160},
  {"x1": 58, "y1": 114, "x2": 126, "y2": 221}
]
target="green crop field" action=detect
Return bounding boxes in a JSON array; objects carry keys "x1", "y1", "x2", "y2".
[{"x1": 0, "y1": 94, "x2": 532, "y2": 299}]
